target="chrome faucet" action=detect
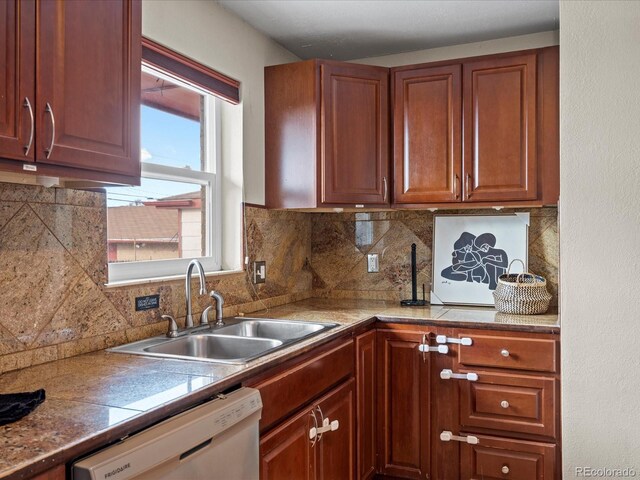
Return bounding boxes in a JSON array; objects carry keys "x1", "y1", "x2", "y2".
[
  {"x1": 185, "y1": 259, "x2": 206, "y2": 328},
  {"x1": 210, "y1": 290, "x2": 225, "y2": 327}
]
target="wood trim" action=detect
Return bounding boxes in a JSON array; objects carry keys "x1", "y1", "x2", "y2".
[{"x1": 142, "y1": 37, "x2": 240, "y2": 104}]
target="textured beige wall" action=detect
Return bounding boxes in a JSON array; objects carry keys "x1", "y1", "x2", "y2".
[
  {"x1": 352, "y1": 30, "x2": 559, "y2": 67},
  {"x1": 560, "y1": 0, "x2": 640, "y2": 475}
]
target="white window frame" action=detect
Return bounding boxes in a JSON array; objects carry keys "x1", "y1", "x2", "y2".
[{"x1": 107, "y1": 65, "x2": 222, "y2": 284}]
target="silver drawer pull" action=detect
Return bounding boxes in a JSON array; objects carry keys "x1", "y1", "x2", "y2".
[
  {"x1": 418, "y1": 344, "x2": 448, "y2": 354},
  {"x1": 440, "y1": 431, "x2": 479, "y2": 445},
  {"x1": 436, "y1": 335, "x2": 472, "y2": 346},
  {"x1": 440, "y1": 369, "x2": 478, "y2": 381},
  {"x1": 502, "y1": 465, "x2": 510, "y2": 474},
  {"x1": 501, "y1": 348, "x2": 510, "y2": 357},
  {"x1": 501, "y1": 400, "x2": 510, "y2": 409}
]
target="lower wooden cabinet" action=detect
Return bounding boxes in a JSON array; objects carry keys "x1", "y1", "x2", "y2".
[
  {"x1": 376, "y1": 327, "x2": 433, "y2": 479},
  {"x1": 30, "y1": 465, "x2": 65, "y2": 480},
  {"x1": 260, "y1": 407, "x2": 316, "y2": 480},
  {"x1": 460, "y1": 434, "x2": 556, "y2": 480},
  {"x1": 257, "y1": 324, "x2": 560, "y2": 480},
  {"x1": 355, "y1": 330, "x2": 376, "y2": 480},
  {"x1": 259, "y1": 377, "x2": 355, "y2": 480}
]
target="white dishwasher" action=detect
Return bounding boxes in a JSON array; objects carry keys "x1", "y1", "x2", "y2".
[{"x1": 72, "y1": 387, "x2": 262, "y2": 480}]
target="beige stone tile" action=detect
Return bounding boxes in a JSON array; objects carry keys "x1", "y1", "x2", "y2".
[
  {"x1": 0, "y1": 182, "x2": 55, "y2": 203},
  {"x1": 311, "y1": 221, "x2": 363, "y2": 289},
  {"x1": 0, "y1": 324, "x2": 23, "y2": 356},
  {"x1": 30, "y1": 203, "x2": 107, "y2": 284},
  {"x1": 54, "y1": 187, "x2": 105, "y2": 207},
  {"x1": 0, "y1": 346, "x2": 58, "y2": 374},
  {"x1": 56, "y1": 331, "x2": 128, "y2": 359},
  {"x1": 354, "y1": 220, "x2": 391, "y2": 254},
  {"x1": 34, "y1": 275, "x2": 129, "y2": 347},
  {"x1": 0, "y1": 206, "x2": 84, "y2": 345},
  {"x1": 0, "y1": 201, "x2": 23, "y2": 231},
  {"x1": 0, "y1": 399, "x2": 140, "y2": 476},
  {"x1": 104, "y1": 283, "x2": 174, "y2": 327}
]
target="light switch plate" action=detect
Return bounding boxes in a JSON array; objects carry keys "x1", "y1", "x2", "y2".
[
  {"x1": 253, "y1": 261, "x2": 266, "y2": 284},
  {"x1": 367, "y1": 254, "x2": 379, "y2": 273}
]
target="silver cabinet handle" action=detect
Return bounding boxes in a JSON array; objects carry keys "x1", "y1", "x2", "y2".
[
  {"x1": 500, "y1": 400, "x2": 510, "y2": 409},
  {"x1": 454, "y1": 174, "x2": 459, "y2": 199},
  {"x1": 501, "y1": 349, "x2": 510, "y2": 357},
  {"x1": 466, "y1": 173, "x2": 472, "y2": 199},
  {"x1": 44, "y1": 102, "x2": 55, "y2": 159},
  {"x1": 23, "y1": 98, "x2": 34, "y2": 156},
  {"x1": 502, "y1": 465, "x2": 510, "y2": 474},
  {"x1": 383, "y1": 176, "x2": 388, "y2": 202},
  {"x1": 440, "y1": 369, "x2": 478, "y2": 382},
  {"x1": 440, "y1": 431, "x2": 479, "y2": 445}
]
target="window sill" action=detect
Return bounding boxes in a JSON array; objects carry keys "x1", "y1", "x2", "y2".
[{"x1": 104, "y1": 269, "x2": 246, "y2": 289}]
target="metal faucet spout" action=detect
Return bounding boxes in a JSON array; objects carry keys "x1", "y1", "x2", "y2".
[{"x1": 185, "y1": 259, "x2": 206, "y2": 328}]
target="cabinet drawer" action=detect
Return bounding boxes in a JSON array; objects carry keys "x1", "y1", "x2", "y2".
[
  {"x1": 249, "y1": 339, "x2": 354, "y2": 432},
  {"x1": 460, "y1": 370, "x2": 557, "y2": 438},
  {"x1": 461, "y1": 434, "x2": 556, "y2": 480},
  {"x1": 458, "y1": 333, "x2": 557, "y2": 373}
]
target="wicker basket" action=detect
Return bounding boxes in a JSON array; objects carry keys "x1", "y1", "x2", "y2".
[{"x1": 493, "y1": 259, "x2": 552, "y2": 315}]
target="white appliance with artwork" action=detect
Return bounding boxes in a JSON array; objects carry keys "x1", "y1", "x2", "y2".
[{"x1": 431, "y1": 213, "x2": 529, "y2": 306}]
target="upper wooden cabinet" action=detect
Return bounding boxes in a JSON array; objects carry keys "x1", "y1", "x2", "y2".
[
  {"x1": 463, "y1": 53, "x2": 538, "y2": 202},
  {"x1": 392, "y1": 46, "x2": 558, "y2": 207},
  {"x1": 393, "y1": 64, "x2": 462, "y2": 204},
  {"x1": 0, "y1": 0, "x2": 141, "y2": 184},
  {"x1": 0, "y1": 0, "x2": 35, "y2": 162},
  {"x1": 265, "y1": 60, "x2": 390, "y2": 208}
]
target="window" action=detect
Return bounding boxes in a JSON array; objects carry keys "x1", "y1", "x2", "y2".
[{"x1": 106, "y1": 39, "x2": 239, "y2": 284}]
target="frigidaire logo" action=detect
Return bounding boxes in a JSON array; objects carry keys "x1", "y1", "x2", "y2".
[{"x1": 104, "y1": 463, "x2": 131, "y2": 479}]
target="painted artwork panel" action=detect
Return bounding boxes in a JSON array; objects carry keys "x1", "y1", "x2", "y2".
[{"x1": 431, "y1": 214, "x2": 529, "y2": 306}]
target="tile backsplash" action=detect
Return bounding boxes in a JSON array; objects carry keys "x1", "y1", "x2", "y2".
[
  {"x1": 0, "y1": 182, "x2": 558, "y2": 373},
  {"x1": 310, "y1": 208, "x2": 559, "y2": 304},
  {"x1": 0, "y1": 184, "x2": 311, "y2": 373}
]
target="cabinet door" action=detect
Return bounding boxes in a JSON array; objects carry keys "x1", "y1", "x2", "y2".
[
  {"x1": 260, "y1": 405, "x2": 316, "y2": 480},
  {"x1": 316, "y1": 379, "x2": 356, "y2": 480},
  {"x1": 460, "y1": 434, "x2": 556, "y2": 480},
  {"x1": 463, "y1": 53, "x2": 537, "y2": 202},
  {"x1": 377, "y1": 329, "x2": 431, "y2": 479},
  {"x1": 393, "y1": 64, "x2": 461, "y2": 204},
  {"x1": 0, "y1": 0, "x2": 35, "y2": 162},
  {"x1": 321, "y1": 63, "x2": 389, "y2": 205},
  {"x1": 35, "y1": 0, "x2": 140, "y2": 178},
  {"x1": 355, "y1": 331, "x2": 376, "y2": 480}
]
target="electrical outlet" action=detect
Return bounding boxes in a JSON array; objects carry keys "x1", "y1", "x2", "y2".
[
  {"x1": 253, "y1": 261, "x2": 266, "y2": 284},
  {"x1": 367, "y1": 254, "x2": 379, "y2": 273}
]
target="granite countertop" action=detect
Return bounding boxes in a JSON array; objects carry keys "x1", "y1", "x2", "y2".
[{"x1": 0, "y1": 298, "x2": 559, "y2": 480}]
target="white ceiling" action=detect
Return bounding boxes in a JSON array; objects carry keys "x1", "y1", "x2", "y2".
[{"x1": 216, "y1": 0, "x2": 559, "y2": 61}]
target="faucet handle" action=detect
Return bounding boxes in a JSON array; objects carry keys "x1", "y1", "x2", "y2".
[
  {"x1": 162, "y1": 314, "x2": 179, "y2": 338},
  {"x1": 200, "y1": 306, "x2": 213, "y2": 327},
  {"x1": 210, "y1": 290, "x2": 225, "y2": 327}
]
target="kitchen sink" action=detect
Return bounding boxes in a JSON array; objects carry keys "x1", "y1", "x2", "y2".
[
  {"x1": 109, "y1": 318, "x2": 337, "y2": 364},
  {"x1": 145, "y1": 335, "x2": 282, "y2": 362},
  {"x1": 206, "y1": 318, "x2": 334, "y2": 342}
]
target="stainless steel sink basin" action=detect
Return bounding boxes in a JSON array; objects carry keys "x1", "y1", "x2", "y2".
[
  {"x1": 145, "y1": 335, "x2": 282, "y2": 362},
  {"x1": 209, "y1": 318, "x2": 334, "y2": 342},
  {"x1": 109, "y1": 318, "x2": 337, "y2": 364}
]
